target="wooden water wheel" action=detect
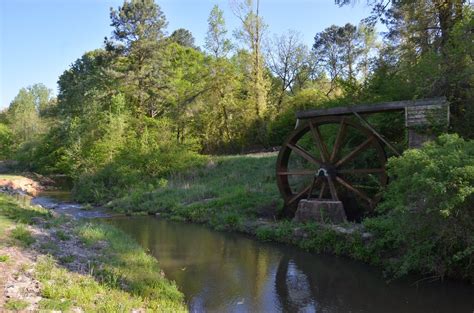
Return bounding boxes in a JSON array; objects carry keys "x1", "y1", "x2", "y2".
[
  {"x1": 276, "y1": 116, "x2": 388, "y2": 219},
  {"x1": 276, "y1": 98, "x2": 449, "y2": 219}
]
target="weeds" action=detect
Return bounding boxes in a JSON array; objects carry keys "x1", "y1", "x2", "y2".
[
  {"x1": 55, "y1": 229, "x2": 70, "y2": 241},
  {"x1": 4, "y1": 299, "x2": 29, "y2": 310},
  {"x1": 11, "y1": 225, "x2": 35, "y2": 246}
]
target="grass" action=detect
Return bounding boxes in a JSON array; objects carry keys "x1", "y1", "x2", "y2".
[
  {"x1": 0, "y1": 174, "x2": 25, "y2": 181},
  {"x1": 0, "y1": 193, "x2": 187, "y2": 312},
  {"x1": 0, "y1": 193, "x2": 52, "y2": 225},
  {"x1": 10, "y1": 225, "x2": 35, "y2": 246},
  {"x1": 102, "y1": 153, "x2": 388, "y2": 274},
  {"x1": 108, "y1": 153, "x2": 283, "y2": 230},
  {"x1": 55, "y1": 229, "x2": 70, "y2": 241},
  {"x1": 36, "y1": 254, "x2": 185, "y2": 312},
  {"x1": 4, "y1": 299, "x2": 29, "y2": 310},
  {"x1": 76, "y1": 222, "x2": 185, "y2": 309}
]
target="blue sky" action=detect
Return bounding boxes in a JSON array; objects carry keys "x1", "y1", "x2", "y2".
[{"x1": 0, "y1": 0, "x2": 372, "y2": 109}]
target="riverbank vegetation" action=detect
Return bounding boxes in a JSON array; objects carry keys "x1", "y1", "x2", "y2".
[
  {"x1": 1, "y1": 0, "x2": 473, "y2": 282},
  {"x1": 107, "y1": 134, "x2": 474, "y2": 282},
  {"x1": 0, "y1": 193, "x2": 186, "y2": 311}
]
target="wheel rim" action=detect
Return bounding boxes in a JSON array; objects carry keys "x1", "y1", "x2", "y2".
[{"x1": 276, "y1": 116, "x2": 388, "y2": 219}]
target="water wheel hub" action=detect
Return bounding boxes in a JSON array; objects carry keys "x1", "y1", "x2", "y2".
[{"x1": 317, "y1": 164, "x2": 336, "y2": 178}]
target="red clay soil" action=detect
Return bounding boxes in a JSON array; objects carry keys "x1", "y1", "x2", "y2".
[{"x1": 0, "y1": 176, "x2": 42, "y2": 196}]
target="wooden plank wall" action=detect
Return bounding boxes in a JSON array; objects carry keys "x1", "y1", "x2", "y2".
[{"x1": 405, "y1": 102, "x2": 449, "y2": 127}]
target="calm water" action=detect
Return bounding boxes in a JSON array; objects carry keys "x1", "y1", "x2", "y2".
[{"x1": 107, "y1": 216, "x2": 474, "y2": 313}]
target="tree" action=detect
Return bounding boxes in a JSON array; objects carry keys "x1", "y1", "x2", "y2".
[
  {"x1": 107, "y1": 0, "x2": 169, "y2": 117},
  {"x1": 7, "y1": 86, "x2": 48, "y2": 143},
  {"x1": 0, "y1": 123, "x2": 13, "y2": 159},
  {"x1": 205, "y1": 5, "x2": 232, "y2": 58},
  {"x1": 357, "y1": 22, "x2": 378, "y2": 80},
  {"x1": 313, "y1": 25, "x2": 344, "y2": 96},
  {"x1": 27, "y1": 83, "x2": 54, "y2": 115},
  {"x1": 344, "y1": 0, "x2": 472, "y2": 137},
  {"x1": 162, "y1": 42, "x2": 208, "y2": 143},
  {"x1": 57, "y1": 49, "x2": 116, "y2": 118},
  {"x1": 337, "y1": 23, "x2": 363, "y2": 81},
  {"x1": 266, "y1": 30, "x2": 310, "y2": 111},
  {"x1": 170, "y1": 28, "x2": 197, "y2": 49},
  {"x1": 202, "y1": 5, "x2": 239, "y2": 149},
  {"x1": 313, "y1": 23, "x2": 364, "y2": 95},
  {"x1": 336, "y1": 0, "x2": 467, "y2": 54},
  {"x1": 108, "y1": 0, "x2": 167, "y2": 52},
  {"x1": 232, "y1": 0, "x2": 269, "y2": 120}
]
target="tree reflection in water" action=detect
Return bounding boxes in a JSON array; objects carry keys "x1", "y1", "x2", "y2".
[{"x1": 107, "y1": 217, "x2": 474, "y2": 313}]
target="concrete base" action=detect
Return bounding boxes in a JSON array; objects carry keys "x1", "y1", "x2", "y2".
[{"x1": 294, "y1": 199, "x2": 347, "y2": 224}]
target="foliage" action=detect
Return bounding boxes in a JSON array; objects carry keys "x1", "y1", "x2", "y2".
[
  {"x1": 0, "y1": 123, "x2": 13, "y2": 159},
  {"x1": 72, "y1": 117, "x2": 206, "y2": 204},
  {"x1": 205, "y1": 5, "x2": 232, "y2": 58},
  {"x1": 444, "y1": 7, "x2": 474, "y2": 138},
  {"x1": 5, "y1": 84, "x2": 54, "y2": 158},
  {"x1": 266, "y1": 30, "x2": 312, "y2": 112},
  {"x1": 368, "y1": 134, "x2": 474, "y2": 281},
  {"x1": 170, "y1": 28, "x2": 197, "y2": 49}
]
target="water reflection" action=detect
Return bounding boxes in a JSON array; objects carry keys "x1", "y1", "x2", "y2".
[{"x1": 107, "y1": 217, "x2": 474, "y2": 313}]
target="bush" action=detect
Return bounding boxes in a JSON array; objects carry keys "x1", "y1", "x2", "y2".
[
  {"x1": 72, "y1": 117, "x2": 206, "y2": 204},
  {"x1": 367, "y1": 134, "x2": 474, "y2": 281}
]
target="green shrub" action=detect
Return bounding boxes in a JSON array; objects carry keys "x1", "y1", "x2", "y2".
[
  {"x1": 72, "y1": 118, "x2": 206, "y2": 204},
  {"x1": 368, "y1": 134, "x2": 474, "y2": 281}
]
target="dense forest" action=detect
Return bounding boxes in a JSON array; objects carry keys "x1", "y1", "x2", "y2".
[
  {"x1": 0, "y1": 0, "x2": 473, "y2": 281},
  {"x1": 1, "y1": 0, "x2": 472, "y2": 194}
]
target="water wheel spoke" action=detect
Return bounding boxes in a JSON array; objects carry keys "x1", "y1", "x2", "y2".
[
  {"x1": 326, "y1": 176, "x2": 339, "y2": 201},
  {"x1": 309, "y1": 122, "x2": 330, "y2": 162},
  {"x1": 288, "y1": 184, "x2": 313, "y2": 205},
  {"x1": 277, "y1": 170, "x2": 315, "y2": 176},
  {"x1": 335, "y1": 136, "x2": 374, "y2": 168},
  {"x1": 338, "y1": 168, "x2": 385, "y2": 174},
  {"x1": 307, "y1": 176, "x2": 320, "y2": 200},
  {"x1": 318, "y1": 182, "x2": 326, "y2": 199},
  {"x1": 330, "y1": 119, "x2": 347, "y2": 162},
  {"x1": 287, "y1": 143, "x2": 321, "y2": 165},
  {"x1": 335, "y1": 176, "x2": 373, "y2": 206}
]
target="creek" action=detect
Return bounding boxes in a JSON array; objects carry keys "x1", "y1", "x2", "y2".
[
  {"x1": 107, "y1": 216, "x2": 474, "y2": 313},
  {"x1": 30, "y1": 190, "x2": 474, "y2": 312}
]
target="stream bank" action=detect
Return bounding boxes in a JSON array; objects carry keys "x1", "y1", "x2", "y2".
[{"x1": 0, "y1": 176, "x2": 186, "y2": 312}]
